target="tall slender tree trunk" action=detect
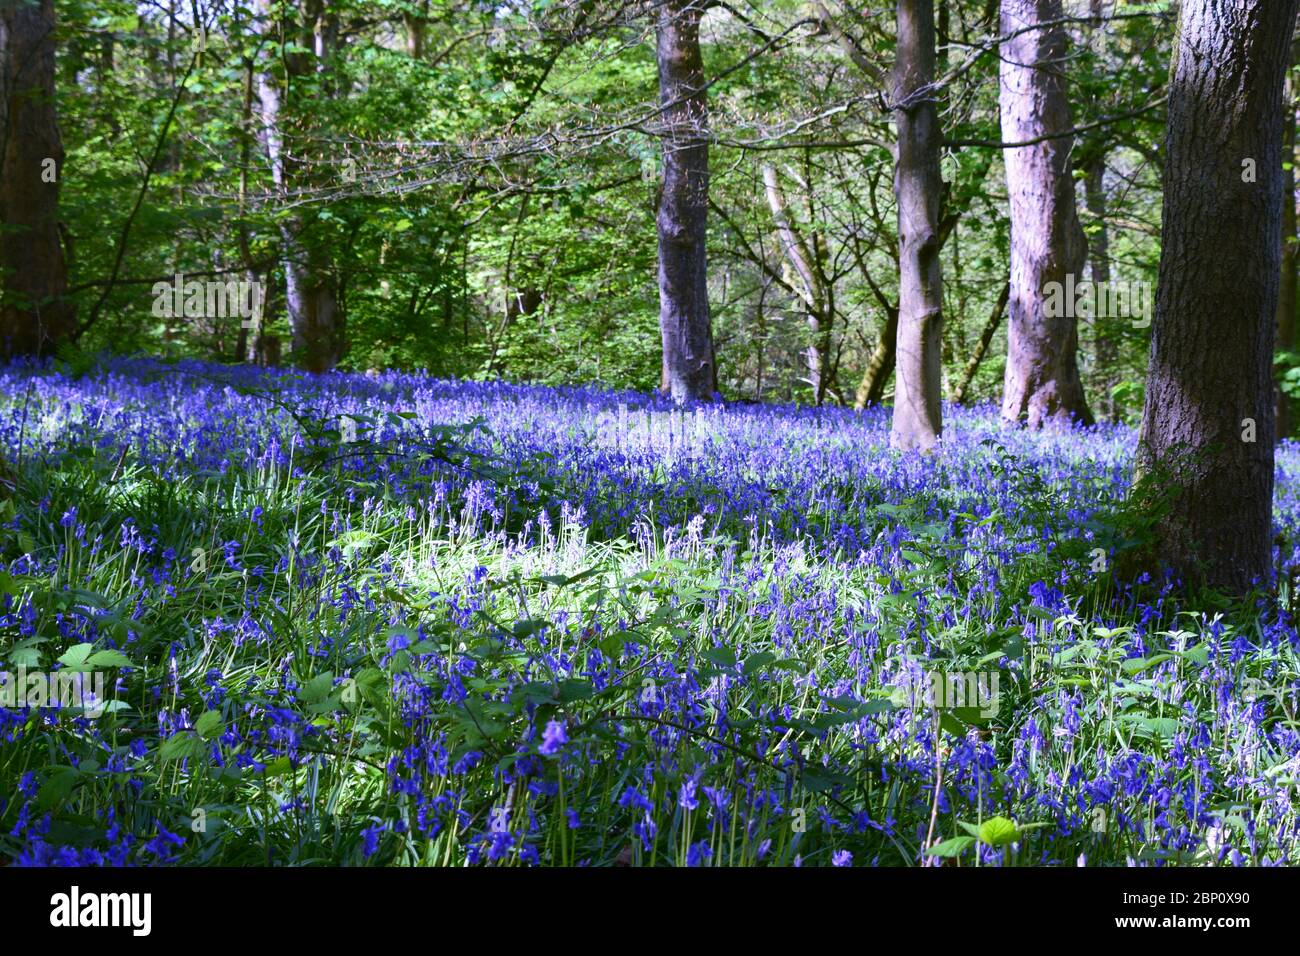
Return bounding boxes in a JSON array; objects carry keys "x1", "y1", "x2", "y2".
[
  {"x1": 1083, "y1": 156, "x2": 1117, "y2": 422},
  {"x1": 953, "y1": 280, "x2": 1010, "y2": 404},
  {"x1": 0, "y1": 0, "x2": 73, "y2": 358},
  {"x1": 998, "y1": 0, "x2": 1092, "y2": 427},
  {"x1": 762, "y1": 164, "x2": 830, "y2": 404},
  {"x1": 1137, "y1": 0, "x2": 1298, "y2": 592},
  {"x1": 655, "y1": 0, "x2": 715, "y2": 404},
  {"x1": 253, "y1": 0, "x2": 340, "y2": 374},
  {"x1": 891, "y1": 0, "x2": 944, "y2": 451},
  {"x1": 1278, "y1": 67, "x2": 1298, "y2": 441},
  {"x1": 235, "y1": 52, "x2": 265, "y2": 365}
]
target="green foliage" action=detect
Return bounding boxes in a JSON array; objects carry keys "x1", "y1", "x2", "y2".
[{"x1": 50, "y1": 1, "x2": 1170, "y2": 413}]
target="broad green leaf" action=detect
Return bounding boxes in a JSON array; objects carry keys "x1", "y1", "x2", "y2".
[
  {"x1": 57, "y1": 643, "x2": 94, "y2": 668},
  {"x1": 159, "y1": 732, "x2": 204, "y2": 762},
  {"x1": 298, "y1": 671, "x2": 335, "y2": 705},
  {"x1": 926, "y1": 835, "x2": 976, "y2": 858},
  {"x1": 195, "y1": 710, "x2": 225, "y2": 740},
  {"x1": 87, "y1": 649, "x2": 133, "y2": 668},
  {"x1": 978, "y1": 816, "x2": 1020, "y2": 847}
]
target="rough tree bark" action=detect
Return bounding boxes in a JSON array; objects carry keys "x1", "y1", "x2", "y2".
[
  {"x1": 0, "y1": 0, "x2": 73, "y2": 358},
  {"x1": 1278, "y1": 65, "x2": 1298, "y2": 442},
  {"x1": 655, "y1": 0, "x2": 716, "y2": 404},
  {"x1": 1137, "y1": 0, "x2": 1299, "y2": 592},
  {"x1": 998, "y1": 0, "x2": 1092, "y2": 427},
  {"x1": 891, "y1": 0, "x2": 944, "y2": 451}
]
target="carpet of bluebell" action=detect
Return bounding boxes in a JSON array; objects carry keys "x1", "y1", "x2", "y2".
[{"x1": 2, "y1": 356, "x2": 1299, "y2": 866}]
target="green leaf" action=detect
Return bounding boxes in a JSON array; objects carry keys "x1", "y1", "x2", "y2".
[
  {"x1": 925, "y1": 835, "x2": 976, "y2": 858},
  {"x1": 512, "y1": 618, "x2": 546, "y2": 639},
  {"x1": 86, "y1": 649, "x2": 133, "y2": 668},
  {"x1": 159, "y1": 731, "x2": 205, "y2": 762},
  {"x1": 1121, "y1": 653, "x2": 1172, "y2": 676},
  {"x1": 768, "y1": 658, "x2": 810, "y2": 675},
  {"x1": 298, "y1": 671, "x2": 335, "y2": 705},
  {"x1": 702, "y1": 647, "x2": 737, "y2": 669},
  {"x1": 57, "y1": 643, "x2": 94, "y2": 669},
  {"x1": 263, "y1": 756, "x2": 294, "y2": 778},
  {"x1": 801, "y1": 770, "x2": 851, "y2": 793},
  {"x1": 195, "y1": 710, "x2": 225, "y2": 740},
  {"x1": 37, "y1": 767, "x2": 80, "y2": 811},
  {"x1": 7, "y1": 637, "x2": 45, "y2": 667},
  {"x1": 858, "y1": 697, "x2": 897, "y2": 715},
  {"x1": 556, "y1": 679, "x2": 595, "y2": 702},
  {"x1": 978, "y1": 816, "x2": 1020, "y2": 847},
  {"x1": 352, "y1": 667, "x2": 388, "y2": 706}
]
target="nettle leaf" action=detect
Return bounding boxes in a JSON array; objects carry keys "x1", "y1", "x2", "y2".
[
  {"x1": 7, "y1": 637, "x2": 45, "y2": 667},
  {"x1": 57, "y1": 643, "x2": 95, "y2": 669},
  {"x1": 159, "y1": 732, "x2": 205, "y2": 763},
  {"x1": 87, "y1": 649, "x2": 133, "y2": 668},
  {"x1": 298, "y1": 671, "x2": 335, "y2": 705},
  {"x1": 38, "y1": 766, "x2": 81, "y2": 811},
  {"x1": 195, "y1": 710, "x2": 225, "y2": 740},
  {"x1": 977, "y1": 816, "x2": 1020, "y2": 847},
  {"x1": 1143, "y1": 716, "x2": 1181, "y2": 738},
  {"x1": 536, "y1": 565, "x2": 603, "y2": 588},
  {"x1": 939, "y1": 711, "x2": 977, "y2": 736}
]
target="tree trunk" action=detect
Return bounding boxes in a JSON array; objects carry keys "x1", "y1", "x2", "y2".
[
  {"x1": 1137, "y1": 0, "x2": 1298, "y2": 592},
  {"x1": 762, "y1": 164, "x2": 830, "y2": 404},
  {"x1": 655, "y1": 0, "x2": 715, "y2": 404},
  {"x1": 235, "y1": 55, "x2": 264, "y2": 365},
  {"x1": 404, "y1": 1, "x2": 428, "y2": 59},
  {"x1": 254, "y1": 0, "x2": 340, "y2": 374},
  {"x1": 1278, "y1": 68, "x2": 1298, "y2": 441},
  {"x1": 1083, "y1": 156, "x2": 1117, "y2": 422},
  {"x1": 0, "y1": 0, "x2": 73, "y2": 358},
  {"x1": 953, "y1": 280, "x2": 1010, "y2": 404},
  {"x1": 998, "y1": 0, "x2": 1092, "y2": 427},
  {"x1": 856, "y1": 308, "x2": 898, "y2": 408},
  {"x1": 891, "y1": 0, "x2": 944, "y2": 451}
]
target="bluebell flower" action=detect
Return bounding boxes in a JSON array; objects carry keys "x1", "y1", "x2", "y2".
[
  {"x1": 539, "y1": 720, "x2": 567, "y2": 755},
  {"x1": 687, "y1": 841, "x2": 712, "y2": 867}
]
